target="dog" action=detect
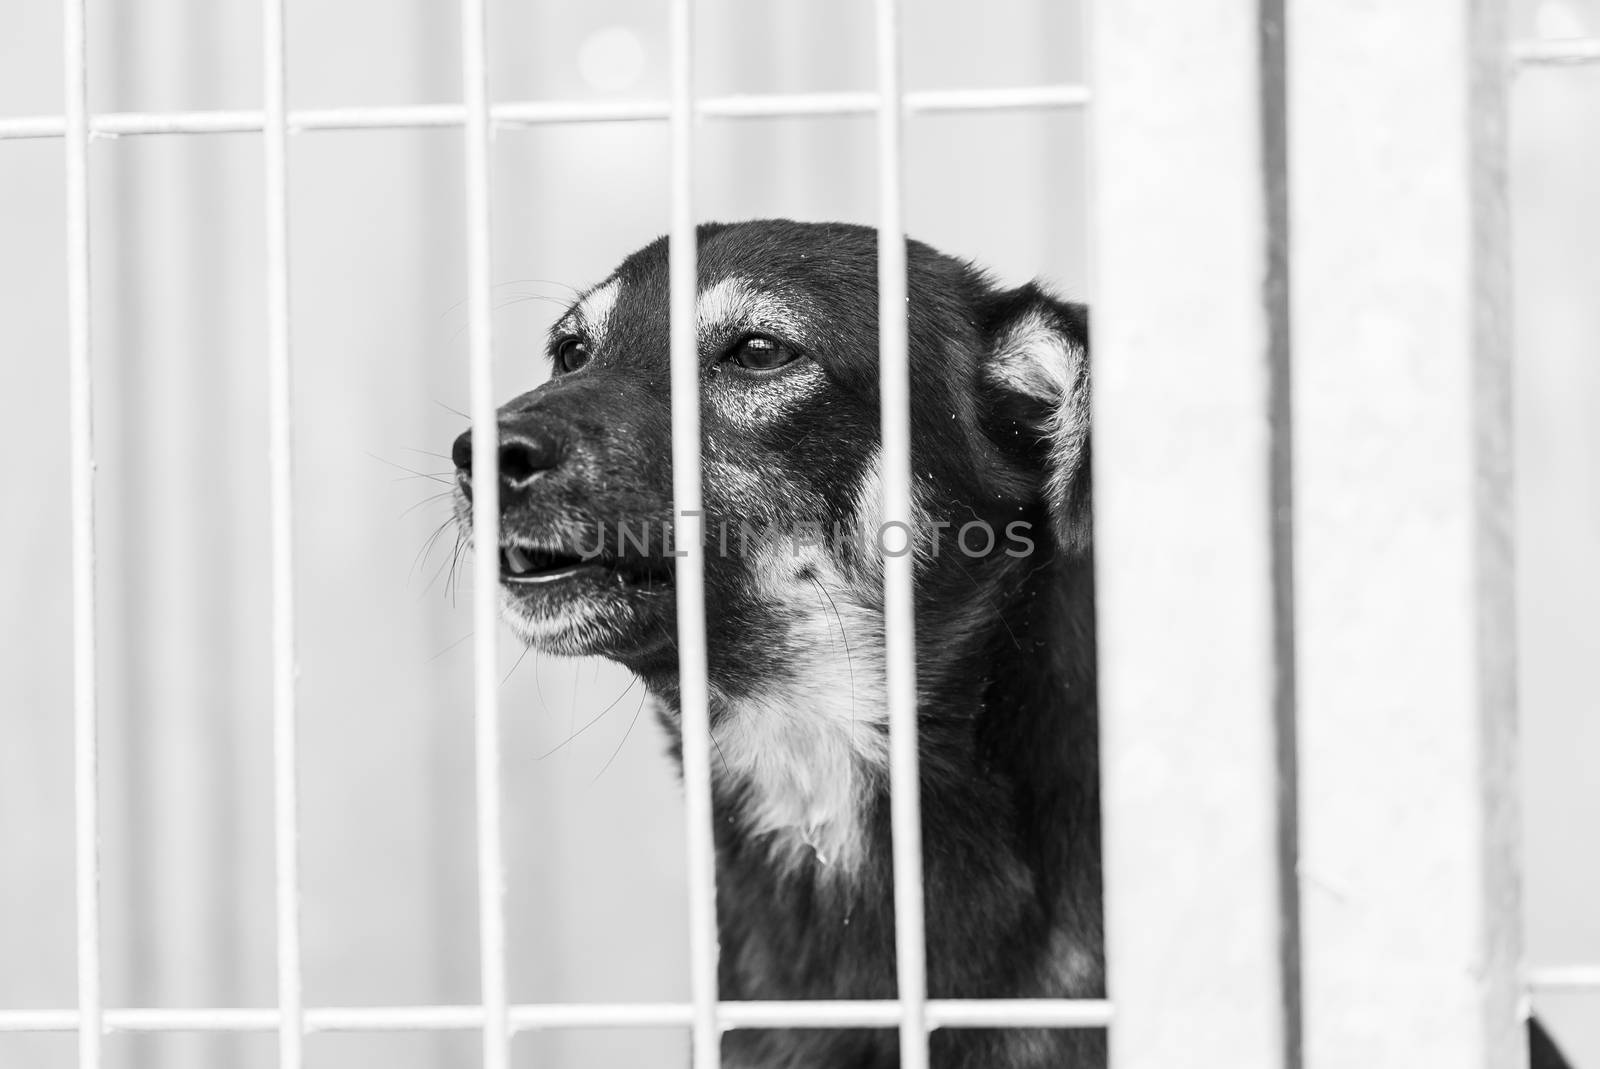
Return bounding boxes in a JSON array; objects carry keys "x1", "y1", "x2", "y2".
[
  {"x1": 452, "y1": 219, "x2": 1099, "y2": 1068},
  {"x1": 449, "y1": 220, "x2": 1573, "y2": 1069}
]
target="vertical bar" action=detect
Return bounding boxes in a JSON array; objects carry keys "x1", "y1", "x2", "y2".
[
  {"x1": 1258, "y1": 3, "x2": 1303, "y2": 1066},
  {"x1": 261, "y1": 0, "x2": 303, "y2": 1065},
  {"x1": 62, "y1": 1, "x2": 102, "y2": 1067},
  {"x1": 461, "y1": 0, "x2": 509, "y2": 1063},
  {"x1": 668, "y1": 2, "x2": 721, "y2": 1068},
  {"x1": 1088, "y1": 1, "x2": 1294, "y2": 1066},
  {"x1": 873, "y1": 2, "x2": 928, "y2": 1067},
  {"x1": 1288, "y1": 3, "x2": 1522, "y2": 1066}
]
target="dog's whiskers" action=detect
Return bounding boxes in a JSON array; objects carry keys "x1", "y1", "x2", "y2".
[
  {"x1": 368, "y1": 451, "x2": 454, "y2": 485},
  {"x1": 649, "y1": 616, "x2": 680, "y2": 654},
  {"x1": 436, "y1": 278, "x2": 580, "y2": 322},
  {"x1": 951, "y1": 554, "x2": 1025, "y2": 653},
  {"x1": 492, "y1": 293, "x2": 572, "y2": 315},
  {"x1": 426, "y1": 630, "x2": 475, "y2": 664},
  {"x1": 401, "y1": 446, "x2": 455, "y2": 463},
  {"x1": 501, "y1": 645, "x2": 533, "y2": 688},
  {"x1": 445, "y1": 528, "x2": 471, "y2": 606},
  {"x1": 805, "y1": 573, "x2": 858, "y2": 736},
  {"x1": 539, "y1": 673, "x2": 641, "y2": 759},
  {"x1": 412, "y1": 515, "x2": 458, "y2": 580},
  {"x1": 531, "y1": 649, "x2": 551, "y2": 712},
  {"x1": 400, "y1": 488, "x2": 460, "y2": 522},
  {"x1": 592, "y1": 685, "x2": 651, "y2": 783},
  {"x1": 424, "y1": 538, "x2": 460, "y2": 600},
  {"x1": 710, "y1": 728, "x2": 731, "y2": 779}
]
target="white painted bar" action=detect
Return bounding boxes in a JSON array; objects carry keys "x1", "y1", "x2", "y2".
[
  {"x1": 873, "y1": 1, "x2": 929, "y2": 1068},
  {"x1": 1527, "y1": 967, "x2": 1600, "y2": 992},
  {"x1": 0, "y1": 86, "x2": 1088, "y2": 141},
  {"x1": 667, "y1": 3, "x2": 722, "y2": 1069},
  {"x1": 1089, "y1": 2, "x2": 1292, "y2": 1067},
  {"x1": 698, "y1": 85, "x2": 1090, "y2": 118},
  {"x1": 1514, "y1": 37, "x2": 1600, "y2": 66},
  {"x1": 0, "y1": 998, "x2": 1113, "y2": 1034},
  {"x1": 459, "y1": 0, "x2": 510, "y2": 1065},
  {"x1": 261, "y1": 1, "x2": 304, "y2": 1067},
  {"x1": 62, "y1": 1, "x2": 102, "y2": 1067},
  {"x1": 1288, "y1": 4, "x2": 1522, "y2": 1067}
]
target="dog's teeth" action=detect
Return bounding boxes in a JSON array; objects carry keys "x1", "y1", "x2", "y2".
[{"x1": 506, "y1": 546, "x2": 532, "y2": 572}]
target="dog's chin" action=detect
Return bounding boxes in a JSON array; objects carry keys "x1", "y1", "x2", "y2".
[{"x1": 498, "y1": 574, "x2": 674, "y2": 660}]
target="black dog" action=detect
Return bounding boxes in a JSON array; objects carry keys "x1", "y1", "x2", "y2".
[
  {"x1": 451, "y1": 219, "x2": 1572, "y2": 1069},
  {"x1": 453, "y1": 219, "x2": 1099, "y2": 1068}
]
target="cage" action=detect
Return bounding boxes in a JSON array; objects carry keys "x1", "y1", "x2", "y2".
[{"x1": 1, "y1": 1, "x2": 1597, "y2": 1068}]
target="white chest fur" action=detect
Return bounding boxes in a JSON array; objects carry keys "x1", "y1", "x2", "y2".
[{"x1": 711, "y1": 593, "x2": 888, "y2": 877}]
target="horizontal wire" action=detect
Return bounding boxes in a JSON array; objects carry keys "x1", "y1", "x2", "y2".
[
  {"x1": 1527, "y1": 966, "x2": 1600, "y2": 991},
  {"x1": 8, "y1": 41, "x2": 1596, "y2": 145},
  {"x1": 0, "y1": 1000, "x2": 1114, "y2": 1034},
  {"x1": 0, "y1": 85, "x2": 1089, "y2": 141},
  {"x1": 723, "y1": 999, "x2": 1113, "y2": 1029},
  {"x1": 1513, "y1": 37, "x2": 1600, "y2": 66}
]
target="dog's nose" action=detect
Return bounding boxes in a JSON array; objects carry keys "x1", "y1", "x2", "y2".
[{"x1": 452, "y1": 425, "x2": 564, "y2": 503}]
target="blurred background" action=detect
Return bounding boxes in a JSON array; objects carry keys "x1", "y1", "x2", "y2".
[{"x1": 0, "y1": 1, "x2": 1592, "y2": 1066}]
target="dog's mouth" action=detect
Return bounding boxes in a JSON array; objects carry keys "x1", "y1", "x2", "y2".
[
  {"x1": 493, "y1": 532, "x2": 677, "y2": 658},
  {"x1": 498, "y1": 541, "x2": 675, "y2": 589},
  {"x1": 500, "y1": 544, "x2": 601, "y2": 585}
]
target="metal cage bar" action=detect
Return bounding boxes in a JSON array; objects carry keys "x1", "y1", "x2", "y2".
[
  {"x1": 1288, "y1": 3, "x2": 1523, "y2": 1066},
  {"x1": 873, "y1": 1, "x2": 931, "y2": 1068},
  {"x1": 666, "y1": 3, "x2": 724, "y2": 1069},
  {"x1": 11, "y1": 67, "x2": 1112, "y2": 1051},
  {"x1": 0, "y1": 999, "x2": 1114, "y2": 1034},
  {"x1": 62, "y1": 0, "x2": 102, "y2": 1067},
  {"x1": 1527, "y1": 967, "x2": 1600, "y2": 993},
  {"x1": 1089, "y1": 2, "x2": 1296, "y2": 1067},
  {"x1": 460, "y1": 0, "x2": 511, "y2": 1065},
  {"x1": 261, "y1": 0, "x2": 304, "y2": 1067},
  {"x1": 22, "y1": 0, "x2": 1591, "y2": 1054},
  {"x1": 0, "y1": 88, "x2": 1090, "y2": 141},
  {"x1": 1514, "y1": 37, "x2": 1600, "y2": 66}
]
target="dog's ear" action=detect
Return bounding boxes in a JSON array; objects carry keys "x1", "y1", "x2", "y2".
[{"x1": 978, "y1": 284, "x2": 1091, "y2": 554}]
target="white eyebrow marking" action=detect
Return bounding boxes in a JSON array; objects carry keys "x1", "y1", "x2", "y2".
[
  {"x1": 563, "y1": 277, "x2": 622, "y2": 344},
  {"x1": 696, "y1": 276, "x2": 806, "y2": 342},
  {"x1": 557, "y1": 274, "x2": 807, "y2": 357}
]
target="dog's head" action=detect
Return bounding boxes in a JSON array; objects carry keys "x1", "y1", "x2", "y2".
[{"x1": 452, "y1": 220, "x2": 1090, "y2": 689}]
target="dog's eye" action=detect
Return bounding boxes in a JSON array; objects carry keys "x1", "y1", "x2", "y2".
[
  {"x1": 731, "y1": 334, "x2": 798, "y2": 372},
  {"x1": 555, "y1": 337, "x2": 590, "y2": 373}
]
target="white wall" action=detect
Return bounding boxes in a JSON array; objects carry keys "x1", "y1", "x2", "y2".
[
  {"x1": 0, "y1": 0, "x2": 1594, "y2": 1066},
  {"x1": 1513, "y1": 2, "x2": 1600, "y2": 1063}
]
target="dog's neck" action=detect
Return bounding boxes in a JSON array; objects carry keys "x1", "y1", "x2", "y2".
[{"x1": 645, "y1": 540, "x2": 1099, "y2": 890}]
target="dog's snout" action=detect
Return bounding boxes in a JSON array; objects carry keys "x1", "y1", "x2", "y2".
[
  {"x1": 452, "y1": 424, "x2": 565, "y2": 502},
  {"x1": 497, "y1": 428, "x2": 563, "y2": 488},
  {"x1": 450, "y1": 429, "x2": 474, "y2": 476}
]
